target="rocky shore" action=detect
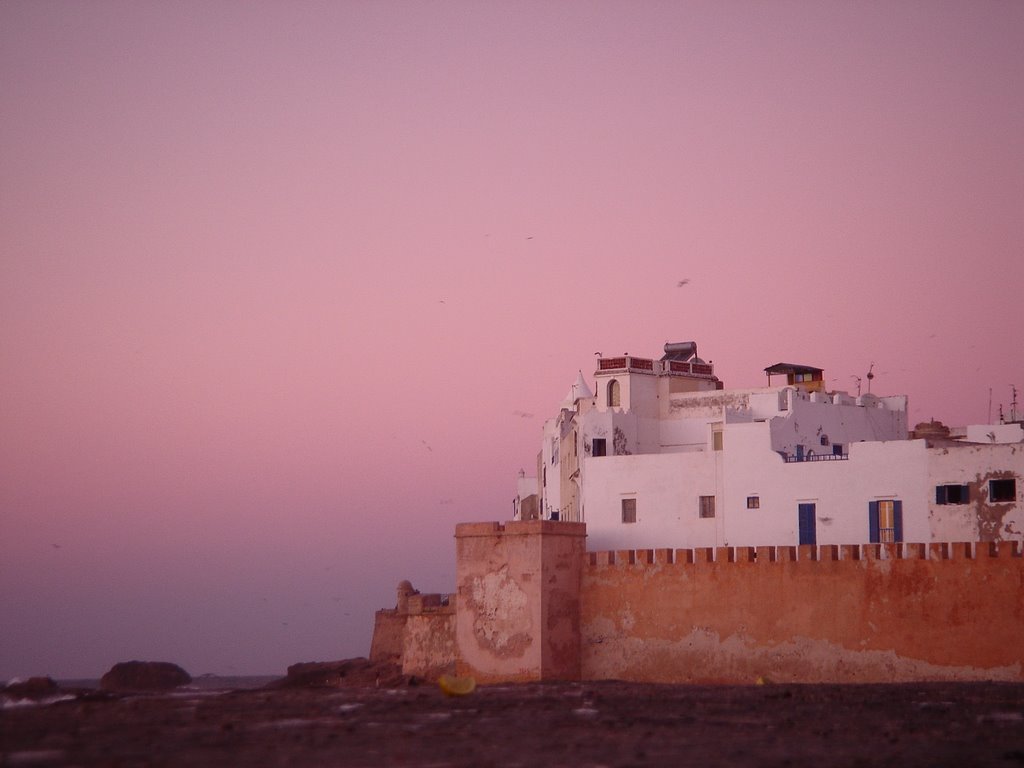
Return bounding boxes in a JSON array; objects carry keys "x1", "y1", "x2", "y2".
[{"x1": 3, "y1": 662, "x2": 1023, "y2": 767}]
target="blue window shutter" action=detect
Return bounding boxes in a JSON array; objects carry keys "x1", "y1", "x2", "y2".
[
  {"x1": 868, "y1": 501, "x2": 880, "y2": 543},
  {"x1": 893, "y1": 500, "x2": 903, "y2": 542},
  {"x1": 798, "y1": 503, "x2": 816, "y2": 545},
  {"x1": 935, "y1": 486, "x2": 946, "y2": 505},
  {"x1": 961, "y1": 484, "x2": 970, "y2": 502}
]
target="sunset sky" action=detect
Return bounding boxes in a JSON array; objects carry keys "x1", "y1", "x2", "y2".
[{"x1": 2, "y1": 1, "x2": 1022, "y2": 679}]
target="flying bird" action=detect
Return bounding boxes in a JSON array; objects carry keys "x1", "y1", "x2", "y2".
[{"x1": 677, "y1": 279, "x2": 691, "y2": 287}]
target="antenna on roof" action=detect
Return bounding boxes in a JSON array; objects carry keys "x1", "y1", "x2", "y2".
[
  {"x1": 1011, "y1": 385, "x2": 1020, "y2": 423},
  {"x1": 866, "y1": 363, "x2": 875, "y2": 394},
  {"x1": 852, "y1": 375, "x2": 862, "y2": 397}
]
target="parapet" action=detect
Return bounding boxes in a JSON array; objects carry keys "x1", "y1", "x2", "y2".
[
  {"x1": 455, "y1": 520, "x2": 587, "y2": 538},
  {"x1": 407, "y1": 592, "x2": 455, "y2": 615},
  {"x1": 586, "y1": 540, "x2": 1022, "y2": 567}
]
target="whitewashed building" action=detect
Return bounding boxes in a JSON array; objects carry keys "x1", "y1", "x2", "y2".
[{"x1": 517, "y1": 341, "x2": 1023, "y2": 550}]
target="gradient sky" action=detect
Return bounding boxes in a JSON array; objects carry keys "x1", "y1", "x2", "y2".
[{"x1": 2, "y1": 1, "x2": 1022, "y2": 679}]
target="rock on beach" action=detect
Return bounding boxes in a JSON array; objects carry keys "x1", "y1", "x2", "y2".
[{"x1": 99, "y1": 661, "x2": 192, "y2": 691}]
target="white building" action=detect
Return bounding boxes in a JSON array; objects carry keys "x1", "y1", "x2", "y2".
[{"x1": 517, "y1": 341, "x2": 1023, "y2": 551}]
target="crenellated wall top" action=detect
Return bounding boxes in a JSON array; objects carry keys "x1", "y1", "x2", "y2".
[{"x1": 586, "y1": 541, "x2": 1022, "y2": 568}]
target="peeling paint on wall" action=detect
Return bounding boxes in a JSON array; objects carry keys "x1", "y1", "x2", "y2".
[
  {"x1": 973, "y1": 469, "x2": 1017, "y2": 542},
  {"x1": 466, "y1": 565, "x2": 533, "y2": 657},
  {"x1": 613, "y1": 427, "x2": 631, "y2": 456},
  {"x1": 668, "y1": 392, "x2": 750, "y2": 416}
]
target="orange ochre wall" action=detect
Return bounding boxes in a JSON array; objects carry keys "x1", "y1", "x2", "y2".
[
  {"x1": 420, "y1": 523, "x2": 1024, "y2": 684},
  {"x1": 455, "y1": 521, "x2": 586, "y2": 683},
  {"x1": 581, "y1": 543, "x2": 1024, "y2": 683}
]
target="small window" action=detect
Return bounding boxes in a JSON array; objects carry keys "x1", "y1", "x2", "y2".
[
  {"x1": 832, "y1": 444, "x2": 844, "y2": 456},
  {"x1": 621, "y1": 498, "x2": 637, "y2": 523},
  {"x1": 990, "y1": 479, "x2": 1016, "y2": 503},
  {"x1": 712, "y1": 430, "x2": 723, "y2": 451},
  {"x1": 607, "y1": 379, "x2": 621, "y2": 407},
  {"x1": 935, "y1": 484, "x2": 969, "y2": 505},
  {"x1": 746, "y1": 496, "x2": 760, "y2": 509},
  {"x1": 699, "y1": 495, "x2": 716, "y2": 518},
  {"x1": 592, "y1": 438, "x2": 607, "y2": 457}
]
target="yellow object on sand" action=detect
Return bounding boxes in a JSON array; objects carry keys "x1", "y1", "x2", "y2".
[{"x1": 438, "y1": 674, "x2": 476, "y2": 697}]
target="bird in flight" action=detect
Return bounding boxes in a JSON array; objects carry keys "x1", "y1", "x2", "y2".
[{"x1": 677, "y1": 279, "x2": 690, "y2": 287}]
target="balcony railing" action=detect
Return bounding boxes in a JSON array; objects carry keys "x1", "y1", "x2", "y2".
[
  {"x1": 668, "y1": 360, "x2": 714, "y2": 376},
  {"x1": 783, "y1": 452, "x2": 849, "y2": 463},
  {"x1": 598, "y1": 356, "x2": 713, "y2": 376}
]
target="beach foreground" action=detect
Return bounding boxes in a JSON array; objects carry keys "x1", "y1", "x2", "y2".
[{"x1": 3, "y1": 680, "x2": 1023, "y2": 767}]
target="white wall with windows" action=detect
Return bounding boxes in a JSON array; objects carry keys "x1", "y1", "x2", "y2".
[
  {"x1": 721, "y1": 430, "x2": 929, "y2": 547},
  {"x1": 926, "y1": 441, "x2": 1024, "y2": 542},
  {"x1": 581, "y1": 420, "x2": 932, "y2": 551},
  {"x1": 582, "y1": 452, "x2": 720, "y2": 551}
]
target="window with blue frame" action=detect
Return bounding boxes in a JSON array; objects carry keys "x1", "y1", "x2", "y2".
[{"x1": 869, "y1": 500, "x2": 903, "y2": 543}]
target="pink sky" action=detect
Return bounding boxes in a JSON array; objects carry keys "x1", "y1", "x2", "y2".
[{"x1": 2, "y1": 1, "x2": 1022, "y2": 679}]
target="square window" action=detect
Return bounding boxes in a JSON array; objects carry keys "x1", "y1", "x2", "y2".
[
  {"x1": 935, "y1": 484, "x2": 969, "y2": 505},
  {"x1": 699, "y1": 495, "x2": 716, "y2": 518},
  {"x1": 621, "y1": 498, "x2": 637, "y2": 524},
  {"x1": 712, "y1": 431, "x2": 723, "y2": 451},
  {"x1": 833, "y1": 444, "x2": 843, "y2": 456},
  {"x1": 592, "y1": 438, "x2": 607, "y2": 457},
  {"x1": 990, "y1": 479, "x2": 1016, "y2": 503},
  {"x1": 746, "y1": 496, "x2": 760, "y2": 509}
]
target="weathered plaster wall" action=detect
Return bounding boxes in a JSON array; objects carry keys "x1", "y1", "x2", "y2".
[
  {"x1": 927, "y1": 442, "x2": 1024, "y2": 543},
  {"x1": 581, "y1": 542, "x2": 1024, "y2": 684},
  {"x1": 664, "y1": 389, "x2": 752, "y2": 420},
  {"x1": 454, "y1": 521, "x2": 586, "y2": 683},
  {"x1": 402, "y1": 610, "x2": 456, "y2": 678},
  {"x1": 767, "y1": 392, "x2": 908, "y2": 458},
  {"x1": 368, "y1": 584, "x2": 456, "y2": 678},
  {"x1": 368, "y1": 609, "x2": 405, "y2": 664}
]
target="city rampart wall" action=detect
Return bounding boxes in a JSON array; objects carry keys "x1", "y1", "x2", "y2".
[
  {"x1": 581, "y1": 541, "x2": 1024, "y2": 684},
  {"x1": 401, "y1": 596, "x2": 456, "y2": 678},
  {"x1": 370, "y1": 588, "x2": 457, "y2": 678}
]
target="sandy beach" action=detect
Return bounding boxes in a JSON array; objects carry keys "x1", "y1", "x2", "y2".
[{"x1": 3, "y1": 679, "x2": 1024, "y2": 767}]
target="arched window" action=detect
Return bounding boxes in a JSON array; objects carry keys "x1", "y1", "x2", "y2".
[{"x1": 607, "y1": 379, "x2": 621, "y2": 407}]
